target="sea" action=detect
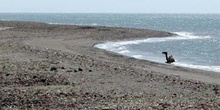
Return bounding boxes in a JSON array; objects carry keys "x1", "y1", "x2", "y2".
[{"x1": 0, "y1": 13, "x2": 220, "y2": 72}]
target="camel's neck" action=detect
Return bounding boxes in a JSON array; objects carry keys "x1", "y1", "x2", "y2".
[{"x1": 164, "y1": 53, "x2": 168, "y2": 61}]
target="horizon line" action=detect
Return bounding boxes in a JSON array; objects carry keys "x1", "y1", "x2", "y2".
[{"x1": 0, "y1": 12, "x2": 220, "y2": 14}]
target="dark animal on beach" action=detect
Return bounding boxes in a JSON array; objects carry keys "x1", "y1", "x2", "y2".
[{"x1": 162, "y1": 52, "x2": 175, "y2": 63}]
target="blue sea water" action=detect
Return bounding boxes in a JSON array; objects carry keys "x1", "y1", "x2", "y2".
[{"x1": 0, "y1": 13, "x2": 220, "y2": 72}]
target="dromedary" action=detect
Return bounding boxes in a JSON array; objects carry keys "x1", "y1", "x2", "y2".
[{"x1": 162, "y1": 52, "x2": 175, "y2": 63}]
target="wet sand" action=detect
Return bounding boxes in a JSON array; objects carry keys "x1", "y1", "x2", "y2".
[{"x1": 1, "y1": 21, "x2": 220, "y2": 109}]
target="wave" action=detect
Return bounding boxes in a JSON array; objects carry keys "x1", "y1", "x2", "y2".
[
  {"x1": 95, "y1": 32, "x2": 211, "y2": 50},
  {"x1": 174, "y1": 62, "x2": 220, "y2": 72},
  {"x1": 94, "y1": 31, "x2": 212, "y2": 58},
  {"x1": 173, "y1": 32, "x2": 211, "y2": 39}
]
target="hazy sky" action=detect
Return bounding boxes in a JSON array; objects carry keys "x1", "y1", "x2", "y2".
[{"x1": 0, "y1": 0, "x2": 220, "y2": 13}]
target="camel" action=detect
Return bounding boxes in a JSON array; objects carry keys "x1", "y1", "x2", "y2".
[{"x1": 162, "y1": 52, "x2": 175, "y2": 63}]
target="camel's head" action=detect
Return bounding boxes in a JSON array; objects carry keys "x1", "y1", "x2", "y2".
[{"x1": 162, "y1": 52, "x2": 167, "y2": 54}]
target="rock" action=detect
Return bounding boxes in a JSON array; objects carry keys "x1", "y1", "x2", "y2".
[
  {"x1": 50, "y1": 66, "x2": 57, "y2": 71},
  {"x1": 89, "y1": 70, "x2": 92, "y2": 72},
  {"x1": 41, "y1": 79, "x2": 46, "y2": 83},
  {"x1": 33, "y1": 76, "x2": 37, "y2": 79},
  {"x1": 64, "y1": 82, "x2": 69, "y2": 85},
  {"x1": 213, "y1": 86, "x2": 219, "y2": 95},
  {"x1": 78, "y1": 68, "x2": 83, "y2": 71},
  {"x1": 159, "y1": 102, "x2": 171, "y2": 109},
  {"x1": 66, "y1": 70, "x2": 73, "y2": 73}
]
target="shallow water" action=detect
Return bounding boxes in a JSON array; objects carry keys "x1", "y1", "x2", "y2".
[
  {"x1": 1, "y1": 13, "x2": 220, "y2": 72},
  {"x1": 95, "y1": 32, "x2": 220, "y2": 72}
]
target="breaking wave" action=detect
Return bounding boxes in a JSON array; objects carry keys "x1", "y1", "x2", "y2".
[
  {"x1": 96, "y1": 32, "x2": 210, "y2": 49},
  {"x1": 95, "y1": 31, "x2": 211, "y2": 52},
  {"x1": 174, "y1": 62, "x2": 220, "y2": 72}
]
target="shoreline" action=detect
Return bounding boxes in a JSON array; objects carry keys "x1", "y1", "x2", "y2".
[
  {"x1": 1, "y1": 20, "x2": 220, "y2": 109},
  {"x1": 94, "y1": 36, "x2": 220, "y2": 73}
]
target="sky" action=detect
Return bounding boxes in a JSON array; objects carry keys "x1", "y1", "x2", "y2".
[{"x1": 0, "y1": 0, "x2": 220, "y2": 13}]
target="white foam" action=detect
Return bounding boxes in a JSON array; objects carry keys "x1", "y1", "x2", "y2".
[
  {"x1": 95, "y1": 32, "x2": 211, "y2": 50},
  {"x1": 132, "y1": 55, "x2": 144, "y2": 59},
  {"x1": 118, "y1": 50, "x2": 130, "y2": 54},
  {"x1": 174, "y1": 32, "x2": 211, "y2": 39},
  {"x1": 95, "y1": 43, "x2": 111, "y2": 49},
  {"x1": 174, "y1": 62, "x2": 220, "y2": 72},
  {"x1": 94, "y1": 31, "x2": 212, "y2": 54},
  {"x1": 91, "y1": 23, "x2": 98, "y2": 26},
  {"x1": 144, "y1": 32, "x2": 211, "y2": 43},
  {"x1": 118, "y1": 46, "x2": 127, "y2": 50}
]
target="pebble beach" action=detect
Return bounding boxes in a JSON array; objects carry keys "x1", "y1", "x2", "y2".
[{"x1": 1, "y1": 21, "x2": 220, "y2": 109}]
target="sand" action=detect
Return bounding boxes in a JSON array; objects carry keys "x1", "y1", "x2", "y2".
[{"x1": 1, "y1": 21, "x2": 220, "y2": 109}]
